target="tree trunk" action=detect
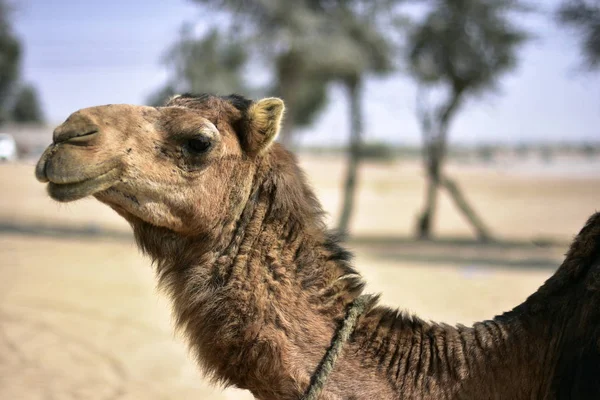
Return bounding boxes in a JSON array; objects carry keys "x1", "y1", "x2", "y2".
[
  {"x1": 416, "y1": 143, "x2": 441, "y2": 239},
  {"x1": 415, "y1": 87, "x2": 458, "y2": 240},
  {"x1": 440, "y1": 176, "x2": 492, "y2": 242},
  {"x1": 415, "y1": 87, "x2": 493, "y2": 241},
  {"x1": 337, "y1": 77, "x2": 363, "y2": 235}
]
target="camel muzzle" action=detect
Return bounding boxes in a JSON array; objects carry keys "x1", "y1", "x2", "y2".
[
  {"x1": 35, "y1": 116, "x2": 121, "y2": 202},
  {"x1": 35, "y1": 142, "x2": 121, "y2": 202}
]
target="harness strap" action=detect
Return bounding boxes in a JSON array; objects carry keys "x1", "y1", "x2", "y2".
[{"x1": 302, "y1": 294, "x2": 374, "y2": 400}]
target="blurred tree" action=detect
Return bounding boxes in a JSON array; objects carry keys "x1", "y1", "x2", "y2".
[
  {"x1": 147, "y1": 27, "x2": 250, "y2": 106},
  {"x1": 0, "y1": 0, "x2": 21, "y2": 124},
  {"x1": 556, "y1": 0, "x2": 600, "y2": 69},
  {"x1": 188, "y1": 1, "x2": 331, "y2": 144},
  {"x1": 10, "y1": 83, "x2": 44, "y2": 123},
  {"x1": 151, "y1": 6, "x2": 332, "y2": 143},
  {"x1": 311, "y1": 3, "x2": 395, "y2": 235},
  {"x1": 271, "y1": 51, "x2": 329, "y2": 147},
  {"x1": 407, "y1": 0, "x2": 529, "y2": 241},
  {"x1": 148, "y1": 24, "x2": 331, "y2": 140},
  {"x1": 147, "y1": 84, "x2": 178, "y2": 108},
  {"x1": 176, "y1": 0, "x2": 398, "y2": 234}
]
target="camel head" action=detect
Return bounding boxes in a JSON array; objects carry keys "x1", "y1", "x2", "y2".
[{"x1": 35, "y1": 94, "x2": 285, "y2": 235}]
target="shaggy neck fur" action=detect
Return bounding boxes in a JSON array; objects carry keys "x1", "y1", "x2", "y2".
[
  {"x1": 130, "y1": 146, "x2": 600, "y2": 400},
  {"x1": 131, "y1": 147, "x2": 367, "y2": 398}
]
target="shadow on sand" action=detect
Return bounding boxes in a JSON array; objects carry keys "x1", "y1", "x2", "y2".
[
  {"x1": 0, "y1": 220, "x2": 566, "y2": 270},
  {"x1": 0, "y1": 220, "x2": 132, "y2": 241},
  {"x1": 348, "y1": 235, "x2": 567, "y2": 271}
]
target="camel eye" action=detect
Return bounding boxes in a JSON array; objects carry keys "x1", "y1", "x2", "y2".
[{"x1": 187, "y1": 137, "x2": 211, "y2": 154}]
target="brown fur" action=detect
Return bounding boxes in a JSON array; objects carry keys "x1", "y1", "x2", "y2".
[{"x1": 35, "y1": 93, "x2": 600, "y2": 399}]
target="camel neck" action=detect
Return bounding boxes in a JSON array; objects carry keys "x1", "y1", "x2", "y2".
[
  {"x1": 343, "y1": 304, "x2": 554, "y2": 399},
  {"x1": 131, "y1": 158, "x2": 368, "y2": 398},
  {"x1": 129, "y1": 168, "x2": 557, "y2": 399}
]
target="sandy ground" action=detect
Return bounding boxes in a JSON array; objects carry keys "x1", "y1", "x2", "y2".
[{"x1": 1, "y1": 156, "x2": 599, "y2": 399}]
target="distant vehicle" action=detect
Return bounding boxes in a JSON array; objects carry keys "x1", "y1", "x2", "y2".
[{"x1": 0, "y1": 133, "x2": 17, "y2": 161}]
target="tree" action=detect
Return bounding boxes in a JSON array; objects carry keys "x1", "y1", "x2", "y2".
[
  {"x1": 0, "y1": 0, "x2": 21, "y2": 123},
  {"x1": 556, "y1": 0, "x2": 600, "y2": 69},
  {"x1": 407, "y1": 0, "x2": 529, "y2": 241},
  {"x1": 270, "y1": 50, "x2": 330, "y2": 147},
  {"x1": 158, "y1": 2, "x2": 333, "y2": 143},
  {"x1": 10, "y1": 83, "x2": 44, "y2": 123},
  {"x1": 311, "y1": 4, "x2": 394, "y2": 234},
  {"x1": 0, "y1": 1, "x2": 45, "y2": 125},
  {"x1": 148, "y1": 26, "x2": 251, "y2": 106},
  {"x1": 147, "y1": 84, "x2": 178, "y2": 108}
]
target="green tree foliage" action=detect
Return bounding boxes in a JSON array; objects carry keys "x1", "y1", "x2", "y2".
[
  {"x1": 187, "y1": 1, "x2": 334, "y2": 140},
  {"x1": 10, "y1": 83, "x2": 44, "y2": 123},
  {"x1": 0, "y1": 0, "x2": 21, "y2": 123},
  {"x1": 270, "y1": 51, "x2": 329, "y2": 143},
  {"x1": 408, "y1": 0, "x2": 529, "y2": 240},
  {"x1": 0, "y1": 1, "x2": 45, "y2": 124},
  {"x1": 556, "y1": 0, "x2": 600, "y2": 69},
  {"x1": 148, "y1": 27, "x2": 250, "y2": 106},
  {"x1": 409, "y1": 0, "x2": 529, "y2": 94},
  {"x1": 147, "y1": 85, "x2": 178, "y2": 108}
]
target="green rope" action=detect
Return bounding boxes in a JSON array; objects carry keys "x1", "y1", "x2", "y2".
[{"x1": 302, "y1": 294, "x2": 373, "y2": 400}]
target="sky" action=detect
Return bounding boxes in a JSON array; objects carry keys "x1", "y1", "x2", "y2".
[{"x1": 12, "y1": 0, "x2": 600, "y2": 145}]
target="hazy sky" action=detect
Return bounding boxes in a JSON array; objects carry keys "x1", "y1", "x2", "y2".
[{"x1": 13, "y1": 0, "x2": 600, "y2": 145}]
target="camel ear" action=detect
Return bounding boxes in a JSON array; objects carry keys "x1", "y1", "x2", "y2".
[{"x1": 244, "y1": 97, "x2": 285, "y2": 155}]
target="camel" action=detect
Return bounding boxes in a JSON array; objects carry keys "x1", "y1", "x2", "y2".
[{"x1": 35, "y1": 93, "x2": 600, "y2": 399}]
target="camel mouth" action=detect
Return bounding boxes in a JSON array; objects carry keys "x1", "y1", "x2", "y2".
[
  {"x1": 47, "y1": 167, "x2": 121, "y2": 202},
  {"x1": 54, "y1": 129, "x2": 99, "y2": 145}
]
